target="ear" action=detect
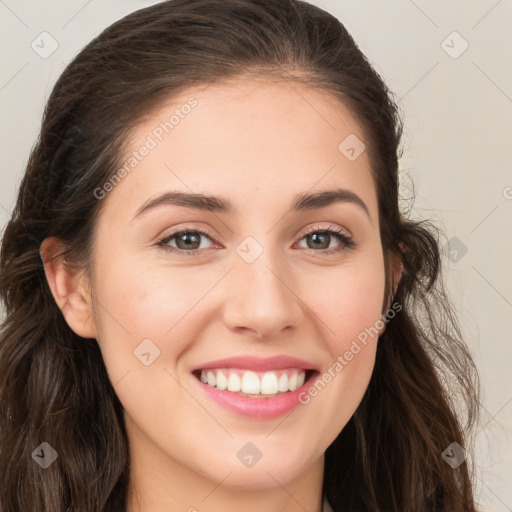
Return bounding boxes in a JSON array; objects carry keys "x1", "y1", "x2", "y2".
[
  {"x1": 40, "y1": 236, "x2": 97, "y2": 339},
  {"x1": 390, "y1": 244, "x2": 404, "y2": 301},
  {"x1": 378, "y1": 247, "x2": 404, "y2": 336}
]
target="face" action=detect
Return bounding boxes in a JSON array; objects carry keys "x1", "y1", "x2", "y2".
[{"x1": 83, "y1": 78, "x2": 389, "y2": 495}]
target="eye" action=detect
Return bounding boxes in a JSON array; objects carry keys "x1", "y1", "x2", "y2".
[
  {"x1": 156, "y1": 225, "x2": 357, "y2": 257},
  {"x1": 156, "y1": 228, "x2": 215, "y2": 256},
  {"x1": 296, "y1": 225, "x2": 356, "y2": 256}
]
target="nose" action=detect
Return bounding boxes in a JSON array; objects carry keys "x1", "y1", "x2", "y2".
[{"x1": 222, "y1": 254, "x2": 304, "y2": 340}]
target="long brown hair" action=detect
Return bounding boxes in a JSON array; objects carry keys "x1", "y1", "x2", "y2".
[{"x1": 0, "y1": 1, "x2": 479, "y2": 510}]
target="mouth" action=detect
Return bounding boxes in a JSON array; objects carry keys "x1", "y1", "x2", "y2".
[
  {"x1": 189, "y1": 354, "x2": 321, "y2": 418},
  {"x1": 191, "y1": 367, "x2": 319, "y2": 419},
  {"x1": 191, "y1": 368, "x2": 318, "y2": 398}
]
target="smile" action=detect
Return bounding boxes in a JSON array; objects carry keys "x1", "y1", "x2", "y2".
[
  {"x1": 194, "y1": 368, "x2": 310, "y2": 396},
  {"x1": 191, "y1": 368, "x2": 319, "y2": 419}
]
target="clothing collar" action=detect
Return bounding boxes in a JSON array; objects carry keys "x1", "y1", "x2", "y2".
[{"x1": 323, "y1": 494, "x2": 333, "y2": 512}]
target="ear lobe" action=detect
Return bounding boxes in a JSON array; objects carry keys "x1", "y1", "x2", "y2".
[{"x1": 40, "y1": 236, "x2": 97, "y2": 339}]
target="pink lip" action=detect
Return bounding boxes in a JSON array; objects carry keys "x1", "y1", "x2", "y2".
[
  {"x1": 191, "y1": 371, "x2": 318, "y2": 420},
  {"x1": 190, "y1": 355, "x2": 318, "y2": 373}
]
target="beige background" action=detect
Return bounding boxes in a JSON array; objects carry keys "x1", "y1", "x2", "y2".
[{"x1": 1, "y1": 0, "x2": 511, "y2": 509}]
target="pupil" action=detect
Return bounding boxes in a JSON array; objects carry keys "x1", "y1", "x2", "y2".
[
  {"x1": 310, "y1": 233, "x2": 329, "y2": 249},
  {"x1": 178, "y1": 232, "x2": 199, "y2": 250}
]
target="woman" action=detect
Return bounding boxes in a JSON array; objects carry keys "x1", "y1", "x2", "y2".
[{"x1": 0, "y1": 0, "x2": 480, "y2": 510}]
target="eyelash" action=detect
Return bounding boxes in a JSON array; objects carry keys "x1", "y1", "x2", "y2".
[{"x1": 156, "y1": 224, "x2": 357, "y2": 257}]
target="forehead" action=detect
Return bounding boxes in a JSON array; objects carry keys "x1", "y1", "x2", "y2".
[{"x1": 102, "y1": 77, "x2": 377, "y2": 220}]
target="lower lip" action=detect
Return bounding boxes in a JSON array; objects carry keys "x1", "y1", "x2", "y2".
[{"x1": 192, "y1": 372, "x2": 317, "y2": 420}]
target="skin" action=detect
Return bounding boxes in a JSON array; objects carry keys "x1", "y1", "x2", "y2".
[{"x1": 41, "y1": 76, "x2": 402, "y2": 512}]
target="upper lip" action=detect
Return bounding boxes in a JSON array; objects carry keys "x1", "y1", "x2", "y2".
[{"x1": 191, "y1": 355, "x2": 319, "y2": 373}]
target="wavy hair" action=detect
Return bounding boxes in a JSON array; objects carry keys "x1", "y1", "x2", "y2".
[{"x1": 0, "y1": 0, "x2": 479, "y2": 510}]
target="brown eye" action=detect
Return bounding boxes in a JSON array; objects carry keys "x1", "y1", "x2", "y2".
[
  {"x1": 174, "y1": 231, "x2": 202, "y2": 250},
  {"x1": 305, "y1": 232, "x2": 332, "y2": 250},
  {"x1": 156, "y1": 225, "x2": 356, "y2": 257},
  {"x1": 157, "y1": 228, "x2": 214, "y2": 255},
  {"x1": 297, "y1": 227, "x2": 356, "y2": 255}
]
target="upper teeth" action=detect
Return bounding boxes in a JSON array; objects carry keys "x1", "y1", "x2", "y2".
[{"x1": 199, "y1": 369, "x2": 306, "y2": 394}]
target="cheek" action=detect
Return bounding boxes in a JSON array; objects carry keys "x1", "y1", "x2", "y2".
[
  {"x1": 306, "y1": 251, "x2": 386, "y2": 351},
  {"x1": 92, "y1": 257, "x2": 198, "y2": 357},
  {"x1": 90, "y1": 259, "x2": 203, "y2": 433},
  {"x1": 300, "y1": 253, "x2": 385, "y2": 424},
  {"x1": 327, "y1": 270, "x2": 385, "y2": 348}
]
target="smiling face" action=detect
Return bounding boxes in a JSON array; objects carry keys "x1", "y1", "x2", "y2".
[{"x1": 51, "y1": 76, "x2": 395, "y2": 505}]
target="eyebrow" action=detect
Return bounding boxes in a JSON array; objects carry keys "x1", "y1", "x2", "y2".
[{"x1": 131, "y1": 187, "x2": 371, "y2": 221}]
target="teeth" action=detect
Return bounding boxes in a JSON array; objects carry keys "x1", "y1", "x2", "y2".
[
  {"x1": 288, "y1": 372, "x2": 298, "y2": 391},
  {"x1": 278, "y1": 373, "x2": 288, "y2": 392},
  {"x1": 242, "y1": 371, "x2": 260, "y2": 394},
  {"x1": 199, "y1": 368, "x2": 307, "y2": 395},
  {"x1": 260, "y1": 372, "x2": 278, "y2": 395},
  {"x1": 216, "y1": 371, "x2": 228, "y2": 390},
  {"x1": 227, "y1": 373, "x2": 241, "y2": 392}
]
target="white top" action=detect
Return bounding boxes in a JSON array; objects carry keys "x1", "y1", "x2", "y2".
[{"x1": 323, "y1": 495, "x2": 333, "y2": 512}]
